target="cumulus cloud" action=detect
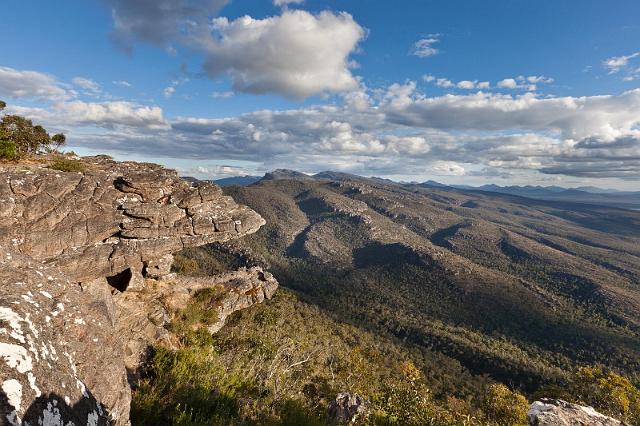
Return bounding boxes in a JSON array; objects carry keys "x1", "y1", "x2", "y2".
[
  {"x1": 11, "y1": 101, "x2": 168, "y2": 130},
  {"x1": 105, "y1": 2, "x2": 366, "y2": 98},
  {"x1": 412, "y1": 35, "x2": 440, "y2": 58},
  {"x1": 113, "y1": 80, "x2": 132, "y2": 87},
  {"x1": 72, "y1": 77, "x2": 101, "y2": 95},
  {"x1": 497, "y1": 78, "x2": 518, "y2": 89},
  {"x1": 6, "y1": 66, "x2": 640, "y2": 181},
  {"x1": 105, "y1": 0, "x2": 228, "y2": 51},
  {"x1": 201, "y1": 11, "x2": 365, "y2": 98},
  {"x1": 424, "y1": 76, "x2": 488, "y2": 90},
  {"x1": 496, "y1": 76, "x2": 552, "y2": 91},
  {"x1": 0, "y1": 66, "x2": 71, "y2": 101}
]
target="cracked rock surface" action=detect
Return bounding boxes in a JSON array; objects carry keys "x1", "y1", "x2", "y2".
[
  {"x1": 0, "y1": 155, "x2": 265, "y2": 283},
  {"x1": 0, "y1": 156, "x2": 267, "y2": 425}
]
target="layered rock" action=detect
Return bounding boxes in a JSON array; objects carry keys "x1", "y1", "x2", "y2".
[
  {"x1": 0, "y1": 156, "x2": 268, "y2": 425},
  {"x1": 0, "y1": 155, "x2": 265, "y2": 284},
  {"x1": 528, "y1": 399, "x2": 627, "y2": 426}
]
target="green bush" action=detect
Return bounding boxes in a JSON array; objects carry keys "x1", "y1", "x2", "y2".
[
  {"x1": 0, "y1": 139, "x2": 17, "y2": 161},
  {"x1": 481, "y1": 384, "x2": 529, "y2": 426},
  {"x1": 48, "y1": 157, "x2": 86, "y2": 173}
]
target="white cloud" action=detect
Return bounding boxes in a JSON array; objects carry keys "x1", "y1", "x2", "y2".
[
  {"x1": 526, "y1": 75, "x2": 554, "y2": 84},
  {"x1": 273, "y1": 0, "x2": 304, "y2": 6},
  {"x1": 211, "y1": 91, "x2": 235, "y2": 98},
  {"x1": 201, "y1": 11, "x2": 365, "y2": 98},
  {"x1": 604, "y1": 52, "x2": 640, "y2": 74},
  {"x1": 456, "y1": 80, "x2": 477, "y2": 90},
  {"x1": 412, "y1": 34, "x2": 440, "y2": 58},
  {"x1": 163, "y1": 86, "x2": 176, "y2": 98},
  {"x1": 11, "y1": 101, "x2": 168, "y2": 130},
  {"x1": 6, "y1": 67, "x2": 640, "y2": 182},
  {"x1": 113, "y1": 80, "x2": 132, "y2": 87},
  {"x1": 436, "y1": 78, "x2": 454, "y2": 88},
  {"x1": 412, "y1": 35, "x2": 440, "y2": 58},
  {"x1": 424, "y1": 76, "x2": 490, "y2": 90},
  {"x1": 432, "y1": 161, "x2": 465, "y2": 176},
  {"x1": 0, "y1": 66, "x2": 70, "y2": 101},
  {"x1": 497, "y1": 78, "x2": 518, "y2": 89},
  {"x1": 72, "y1": 77, "x2": 101, "y2": 94}
]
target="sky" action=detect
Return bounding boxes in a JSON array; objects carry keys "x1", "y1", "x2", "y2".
[{"x1": 2, "y1": 0, "x2": 640, "y2": 189}]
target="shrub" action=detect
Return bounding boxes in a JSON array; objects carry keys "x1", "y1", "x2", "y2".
[
  {"x1": 48, "y1": 157, "x2": 86, "y2": 173},
  {"x1": 0, "y1": 139, "x2": 17, "y2": 161},
  {"x1": 569, "y1": 367, "x2": 640, "y2": 424},
  {"x1": 481, "y1": 384, "x2": 528, "y2": 426}
]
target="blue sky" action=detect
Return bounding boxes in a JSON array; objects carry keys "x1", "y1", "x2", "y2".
[{"x1": 2, "y1": 0, "x2": 640, "y2": 188}]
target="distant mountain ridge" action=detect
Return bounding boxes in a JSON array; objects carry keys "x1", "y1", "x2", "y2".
[{"x1": 206, "y1": 170, "x2": 640, "y2": 210}]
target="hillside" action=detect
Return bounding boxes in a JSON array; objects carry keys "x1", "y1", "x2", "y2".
[{"x1": 210, "y1": 174, "x2": 640, "y2": 398}]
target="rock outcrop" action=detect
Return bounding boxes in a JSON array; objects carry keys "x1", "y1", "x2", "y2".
[
  {"x1": 326, "y1": 392, "x2": 371, "y2": 424},
  {"x1": 113, "y1": 266, "x2": 278, "y2": 371},
  {"x1": 0, "y1": 156, "x2": 268, "y2": 425},
  {"x1": 0, "y1": 155, "x2": 264, "y2": 284},
  {"x1": 528, "y1": 399, "x2": 627, "y2": 426}
]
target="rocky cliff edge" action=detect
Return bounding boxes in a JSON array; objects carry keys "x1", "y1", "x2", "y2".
[{"x1": 0, "y1": 155, "x2": 271, "y2": 425}]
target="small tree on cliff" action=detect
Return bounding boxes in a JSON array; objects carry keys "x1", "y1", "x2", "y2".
[{"x1": 0, "y1": 100, "x2": 66, "y2": 156}]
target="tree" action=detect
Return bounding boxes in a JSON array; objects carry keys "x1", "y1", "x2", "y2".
[
  {"x1": 0, "y1": 101, "x2": 66, "y2": 155},
  {"x1": 51, "y1": 133, "x2": 66, "y2": 150}
]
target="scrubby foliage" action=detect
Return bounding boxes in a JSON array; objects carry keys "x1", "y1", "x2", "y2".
[
  {"x1": 220, "y1": 178, "x2": 640, "y2": 389},
  {"x1": 48, "y1": 157, "x2": 86, "y2": 173},
  {"x1": 0, "y1": 139, "x2": 17, "y2": 161},
  {"x1": 0, "y1": 100, "x2": 66, "y2": 159},
  {"x1": 133, "y1": 289, "x2": 530, "y2": 425},
  {"x1": 538, "y1": 366, "x2": 640, "y2": 424}
]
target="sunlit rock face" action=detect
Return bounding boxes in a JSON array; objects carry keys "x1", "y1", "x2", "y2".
[
  {"x1": 0, "y1": 155, "x2": 265, "y2": 284},
  {"x1": 528, "y1": 399, "x2": 627, "y2": 426},
  {"x1": 0, "y1": 156, "x2": 266, "y2": 425}
]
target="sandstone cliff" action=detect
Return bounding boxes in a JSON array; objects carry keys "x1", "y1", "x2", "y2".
[{"x1": 0, "y1": 156, "x2": 274, "y2": 425}]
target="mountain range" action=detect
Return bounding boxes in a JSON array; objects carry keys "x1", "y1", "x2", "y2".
[
  {"x1": 211, "y1": 171, "x2": 640, "y2": 210},
  {"x1": 186, "y1": 170, "x2": 640, "y2": 400}
]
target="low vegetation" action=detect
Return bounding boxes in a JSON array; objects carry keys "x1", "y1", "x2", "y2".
[
  {"x1": 48, "y1": 156, "x2": 86, "y2": 173},
  {"x1": 132, "y1": 284, "x2": 639, "y2": 425}
]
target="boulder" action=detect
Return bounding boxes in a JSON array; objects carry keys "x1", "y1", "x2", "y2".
[
  {"x1": 327, "y1": 392, "x2": 370, "y2": 424},
  {"x1": 528, "y1": 399, "x2": 627, "y2": 426}
]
